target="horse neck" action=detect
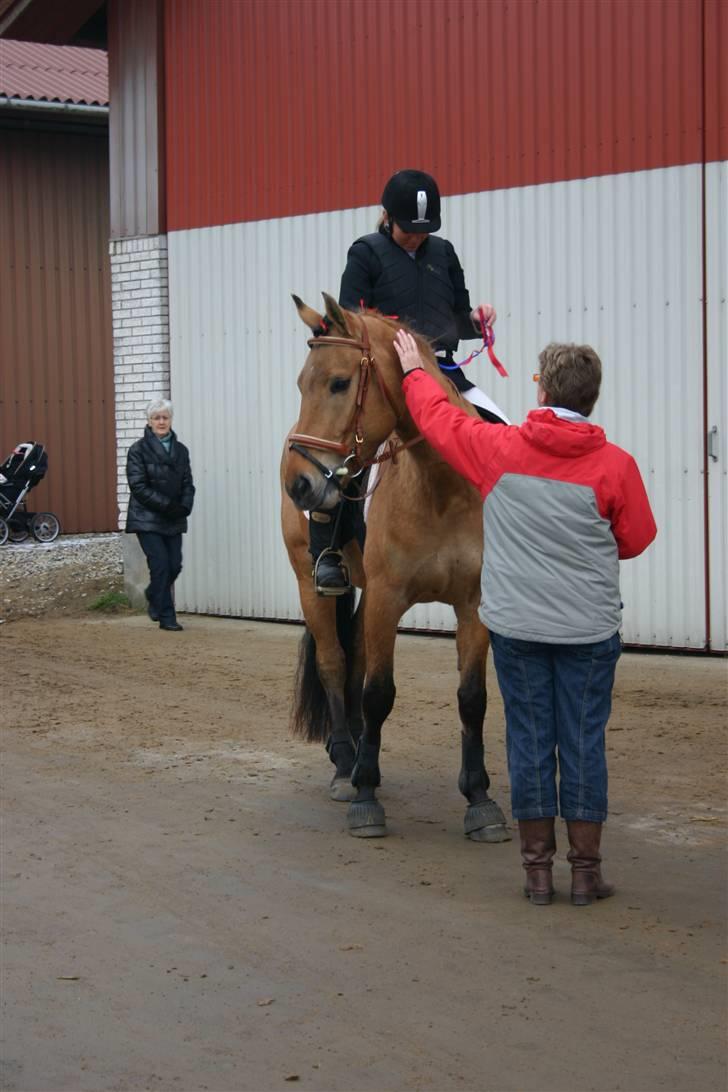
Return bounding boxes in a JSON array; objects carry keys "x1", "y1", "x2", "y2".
[
  {"x1": 369, "y1": 320, "x2": 478, "y2": 467},
  {"x1": 392, "y1": 351, "x2": 479, "y2": 486}
]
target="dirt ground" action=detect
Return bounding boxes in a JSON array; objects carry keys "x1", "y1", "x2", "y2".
[{"x1": 1, "y1": 557, "x2": 727, "y2": 1092}]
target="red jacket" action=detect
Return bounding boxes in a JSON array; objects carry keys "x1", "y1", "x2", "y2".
[{"x1": 403, "y1": 369, "x2": 657, "y2": 642}]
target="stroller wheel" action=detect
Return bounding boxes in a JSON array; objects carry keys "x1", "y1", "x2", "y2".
[
  {"x1": 30, "y1": 512, "x2": 61, "y2": 543},
  {"x1": 8, "y1": 524, "x2": 29, "y2": 543},
  {"x1": 0, "y1": 518, "x2": 8, "y2": 546}
]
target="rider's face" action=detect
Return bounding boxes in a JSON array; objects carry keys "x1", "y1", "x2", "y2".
[{"x1": 391, "y1": 222, "x2": 428, "y2": 252}]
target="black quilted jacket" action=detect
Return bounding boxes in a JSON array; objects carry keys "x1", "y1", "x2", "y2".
[{"x1": 125, "y1": 427, "x2": 195, "y2": 535}]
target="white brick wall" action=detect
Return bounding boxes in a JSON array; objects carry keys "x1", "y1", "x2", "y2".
[{"x1": 110, "y1": 234, "x2": 170, "y2": 528}]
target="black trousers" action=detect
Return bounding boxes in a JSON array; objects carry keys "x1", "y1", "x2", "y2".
[
  {"x1": 308, "y1": 480, "x2": 367, "y2": 560},
  {"x1": 137, "y1": 532, "x2": 183, "y2": 624}
]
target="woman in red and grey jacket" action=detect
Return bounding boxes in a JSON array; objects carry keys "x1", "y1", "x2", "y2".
[{"x1": 394, "y1": 330, "x2": 657, "y2": 908}]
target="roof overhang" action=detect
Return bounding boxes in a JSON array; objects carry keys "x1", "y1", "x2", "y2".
[{"x1": 0, "y1": 0, "x2": 106, "y2": 47}]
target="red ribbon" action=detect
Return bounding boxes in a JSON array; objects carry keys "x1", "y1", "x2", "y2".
[{"x1": 478, "y1": 307, "x2": 508, "y2": 377}]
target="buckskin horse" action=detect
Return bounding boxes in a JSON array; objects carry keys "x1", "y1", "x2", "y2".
[{"x1": 280, "y1": 293, "x2": 509, "y2": 843}]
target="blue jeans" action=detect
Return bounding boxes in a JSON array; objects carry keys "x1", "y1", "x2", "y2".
[
  {"x1": 489, "y1": 631, "x2": 622, "y2": 822},
  {"x1": 137, "y1": 532, "x2": 183, "y2": 625}
]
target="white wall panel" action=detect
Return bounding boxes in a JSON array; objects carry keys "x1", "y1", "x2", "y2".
[
  {"x1": 169, "y1": 163, "x2": 721, "y2": 649},
  {"x1": 706, "y1": 162, "x2": 728, "y2": 652}
]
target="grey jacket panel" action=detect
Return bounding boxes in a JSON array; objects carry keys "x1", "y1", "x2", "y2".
[{"x1": 479, "y1": 474, "x2": 621, "y2": 643}]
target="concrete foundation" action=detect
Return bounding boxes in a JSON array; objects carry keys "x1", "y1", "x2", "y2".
[{"x1": 121, "y1": 533, "x2": 148, "y2": 609}]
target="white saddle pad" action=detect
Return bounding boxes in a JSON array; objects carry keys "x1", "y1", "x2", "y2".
[{"x1": 462, "y1": 385, "x2": 511, "y2": 424}]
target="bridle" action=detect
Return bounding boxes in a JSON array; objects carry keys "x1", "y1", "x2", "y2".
[{"x1": 288, "y1": 316, "x2": 422, "y2": 487}]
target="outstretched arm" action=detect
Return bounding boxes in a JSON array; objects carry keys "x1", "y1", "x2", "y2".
[{"x1": 394, "y1": 330, "x2": 500, "y2": 493}]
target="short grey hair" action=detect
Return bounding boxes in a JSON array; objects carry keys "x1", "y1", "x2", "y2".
[{"x1": 146, "y1": 398, "x2": 173, "y2": 420}]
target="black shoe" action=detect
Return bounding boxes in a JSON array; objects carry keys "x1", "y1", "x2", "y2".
[
  {"x1": 159, "y1": 620, "x2": 184, "y2": 631},
  {"x1": 144, "y1": 587, "x2": 159, "y2": 622},
  {"x1": 314, "y1": 552, "x2": 350, "y2": 596}
]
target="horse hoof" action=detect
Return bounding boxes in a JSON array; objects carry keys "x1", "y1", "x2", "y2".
[
  {"x1": 329, "y1": 776, "x2": 357, "y2": 802},
  {"x1": 464, "y1": 800, "x2": 511, "y2": 843},
  {"x1": 350, "y1": 824, "x2": 387, "y2": 838},
  {"x1": 348, "y1": 799, "x2": 387, "y2": 838}
]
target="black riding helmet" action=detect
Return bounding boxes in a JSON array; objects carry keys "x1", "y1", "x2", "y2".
[{"x1": 381, "y1": 169, "x2": 441, "y2": 234}]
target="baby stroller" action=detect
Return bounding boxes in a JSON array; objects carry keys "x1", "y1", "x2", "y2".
[{"x1": 0, "y1": 442, "x2": 61, "y2": 545}]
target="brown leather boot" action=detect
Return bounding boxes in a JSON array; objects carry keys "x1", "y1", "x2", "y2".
[
  {"x1": 519, "y1": 818, "x2": 556, "y2": 905},
  {"x1": 566, "y1": 820, "x2": 616, "y2": 906}
]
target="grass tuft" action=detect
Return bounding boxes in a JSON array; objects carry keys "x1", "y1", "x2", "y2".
[{"x1": 88, "y1": 590, "x2": 131, "y2": 613}]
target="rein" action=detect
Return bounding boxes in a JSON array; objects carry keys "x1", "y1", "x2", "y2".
[
  {"x1": 288, "y1": 317, "x2": 423, "y2": 488},
  {"x1": 438, "y1": 307, "x2": 509, "y2": 377}
]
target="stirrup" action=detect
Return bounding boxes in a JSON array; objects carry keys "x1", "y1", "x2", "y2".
[{"x1": 313, "y1": 549, "x2": 351, "y2": 597}]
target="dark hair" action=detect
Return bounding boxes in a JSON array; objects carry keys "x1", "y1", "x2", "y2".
[{"x1": 538, "y1": 343, "x2": 602, "y2": 416}]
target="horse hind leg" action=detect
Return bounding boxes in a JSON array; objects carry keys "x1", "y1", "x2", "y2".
[{"x1": 455, "y1": 610, "x2": 511, "y2": 843}]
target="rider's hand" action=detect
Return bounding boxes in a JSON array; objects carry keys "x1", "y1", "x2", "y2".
[
  {"x1": 394, "y1": 329, "x2": 424, "y2": 375},
  {"x1": 471, "y1": 304, "x2": 497, "y2": 330}
]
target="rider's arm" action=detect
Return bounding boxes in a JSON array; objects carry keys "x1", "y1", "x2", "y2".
[
  {"x1": 339, "y1": 241, "x2": 381, "y2": 311},
  {"x1": 446, "y1": 242, "x2": 479, "y2": 342}
]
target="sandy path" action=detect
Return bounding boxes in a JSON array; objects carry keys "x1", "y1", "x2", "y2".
[{"x1": 1, "y1": 614, "x2": 726, "y2": 1092}]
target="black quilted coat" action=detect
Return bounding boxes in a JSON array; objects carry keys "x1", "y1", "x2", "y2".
[{"x1": 125, "y1": 426, "x2": 195, "y2": 535}]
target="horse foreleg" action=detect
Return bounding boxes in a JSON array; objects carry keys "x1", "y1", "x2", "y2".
[
  {"x1": 347, "y1": 592, "x2": 401, "y2": 838},
  {"x1": 344, "y1": 590, "x2": 366, "y2": 747},
  {"x1": 297, "y1": 581, "x2": 358, "y2": 802},
  {"x1": 455, "y1": 609, "x2": 511, "y2": 843}
]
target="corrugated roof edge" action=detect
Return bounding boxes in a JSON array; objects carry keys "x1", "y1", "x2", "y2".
[{"x1": 0, "y1": 39, "x2": 108, "y2": 105}]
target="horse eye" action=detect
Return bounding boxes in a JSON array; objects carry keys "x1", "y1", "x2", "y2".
[{"x1": 329, "y1": 377, "x2": 351, "y2": 394}]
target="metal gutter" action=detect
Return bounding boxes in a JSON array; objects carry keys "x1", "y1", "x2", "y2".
[{"x1": 0, "y1": 94, "x2": 108, "y2": 115}]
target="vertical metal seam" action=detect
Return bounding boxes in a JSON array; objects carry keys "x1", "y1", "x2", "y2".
[{"x1": 700, "y1": 0, "x2": 711, "y2": 651}]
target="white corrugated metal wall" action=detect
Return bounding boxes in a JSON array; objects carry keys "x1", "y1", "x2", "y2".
[
  {"x1": 706, "y1": 161, "x2": 728, "y2": 651},
  {"x1": 169, "y1": 163, "x2": 726, "y2": 649}
]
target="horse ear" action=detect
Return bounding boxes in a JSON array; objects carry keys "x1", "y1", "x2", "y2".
[
  {"x1": 292, "y1": 294, "x2": 324, "y2": 332},
  {"x1": 321, "y1": 292, "x2": 354, "y2": 336}
]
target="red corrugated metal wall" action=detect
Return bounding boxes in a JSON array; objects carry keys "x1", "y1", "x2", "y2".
[
  {"x1": 0, "y1": 125, "x2": 116, "y2": 531},
  {"x1": 164, "y1": 0, "x2": 727, "y2": 232}
]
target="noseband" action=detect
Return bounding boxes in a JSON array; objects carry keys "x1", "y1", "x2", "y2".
[{"x1": 289, "y1": 317, "x2": 420, "y2": 486}]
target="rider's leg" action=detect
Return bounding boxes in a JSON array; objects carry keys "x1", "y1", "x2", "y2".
[{"x1": 309, "y1": 508, "x2": 350, "y2": 594}]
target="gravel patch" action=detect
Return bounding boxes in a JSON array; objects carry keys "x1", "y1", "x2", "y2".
[{"x1": 0, "y1": 533, "x2": 124, "y2": 622}]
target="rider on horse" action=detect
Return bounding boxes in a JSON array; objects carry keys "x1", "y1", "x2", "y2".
[{"x1": 309, "y1": 169, "x2": 508, "y2": 595}]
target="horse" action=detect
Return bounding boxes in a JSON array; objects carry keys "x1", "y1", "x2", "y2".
[{"x1": 280, "y1": 292, "x2": 509, "y2": 843}]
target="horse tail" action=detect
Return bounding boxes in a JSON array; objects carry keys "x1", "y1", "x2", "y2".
[{"x1": 291, "y1": 589, "x2": 356, "y2": 743}]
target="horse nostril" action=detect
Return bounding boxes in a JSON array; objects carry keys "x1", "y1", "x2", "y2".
[{"x1": 290, "y1": 474, "x2": 311, "y2": 507}]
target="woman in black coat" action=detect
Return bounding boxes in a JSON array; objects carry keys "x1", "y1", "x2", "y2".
[{"x1": 125, "y1": 399, "x2": 195, "y2": 631}]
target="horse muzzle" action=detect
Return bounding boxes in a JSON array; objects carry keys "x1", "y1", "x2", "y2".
[
  {"x1": 286, "y1": 439, "x2": 353, "y2": 511},
  {"x1": 286, "y1": 469, "x2": 342, "y2": 512}
]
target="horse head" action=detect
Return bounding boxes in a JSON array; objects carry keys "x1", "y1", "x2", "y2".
[{"x1": 284, "y1": 293, "x2": 418, "y2": 512}]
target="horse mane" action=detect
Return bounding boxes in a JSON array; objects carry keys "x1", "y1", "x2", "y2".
[{"x1": 355, "y1": 308, "x2": 482, "y2": 419}]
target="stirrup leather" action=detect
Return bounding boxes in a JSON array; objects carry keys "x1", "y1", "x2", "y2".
[{"x1": 313, "y1": 548, "x2": 351, "y2": 597}]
